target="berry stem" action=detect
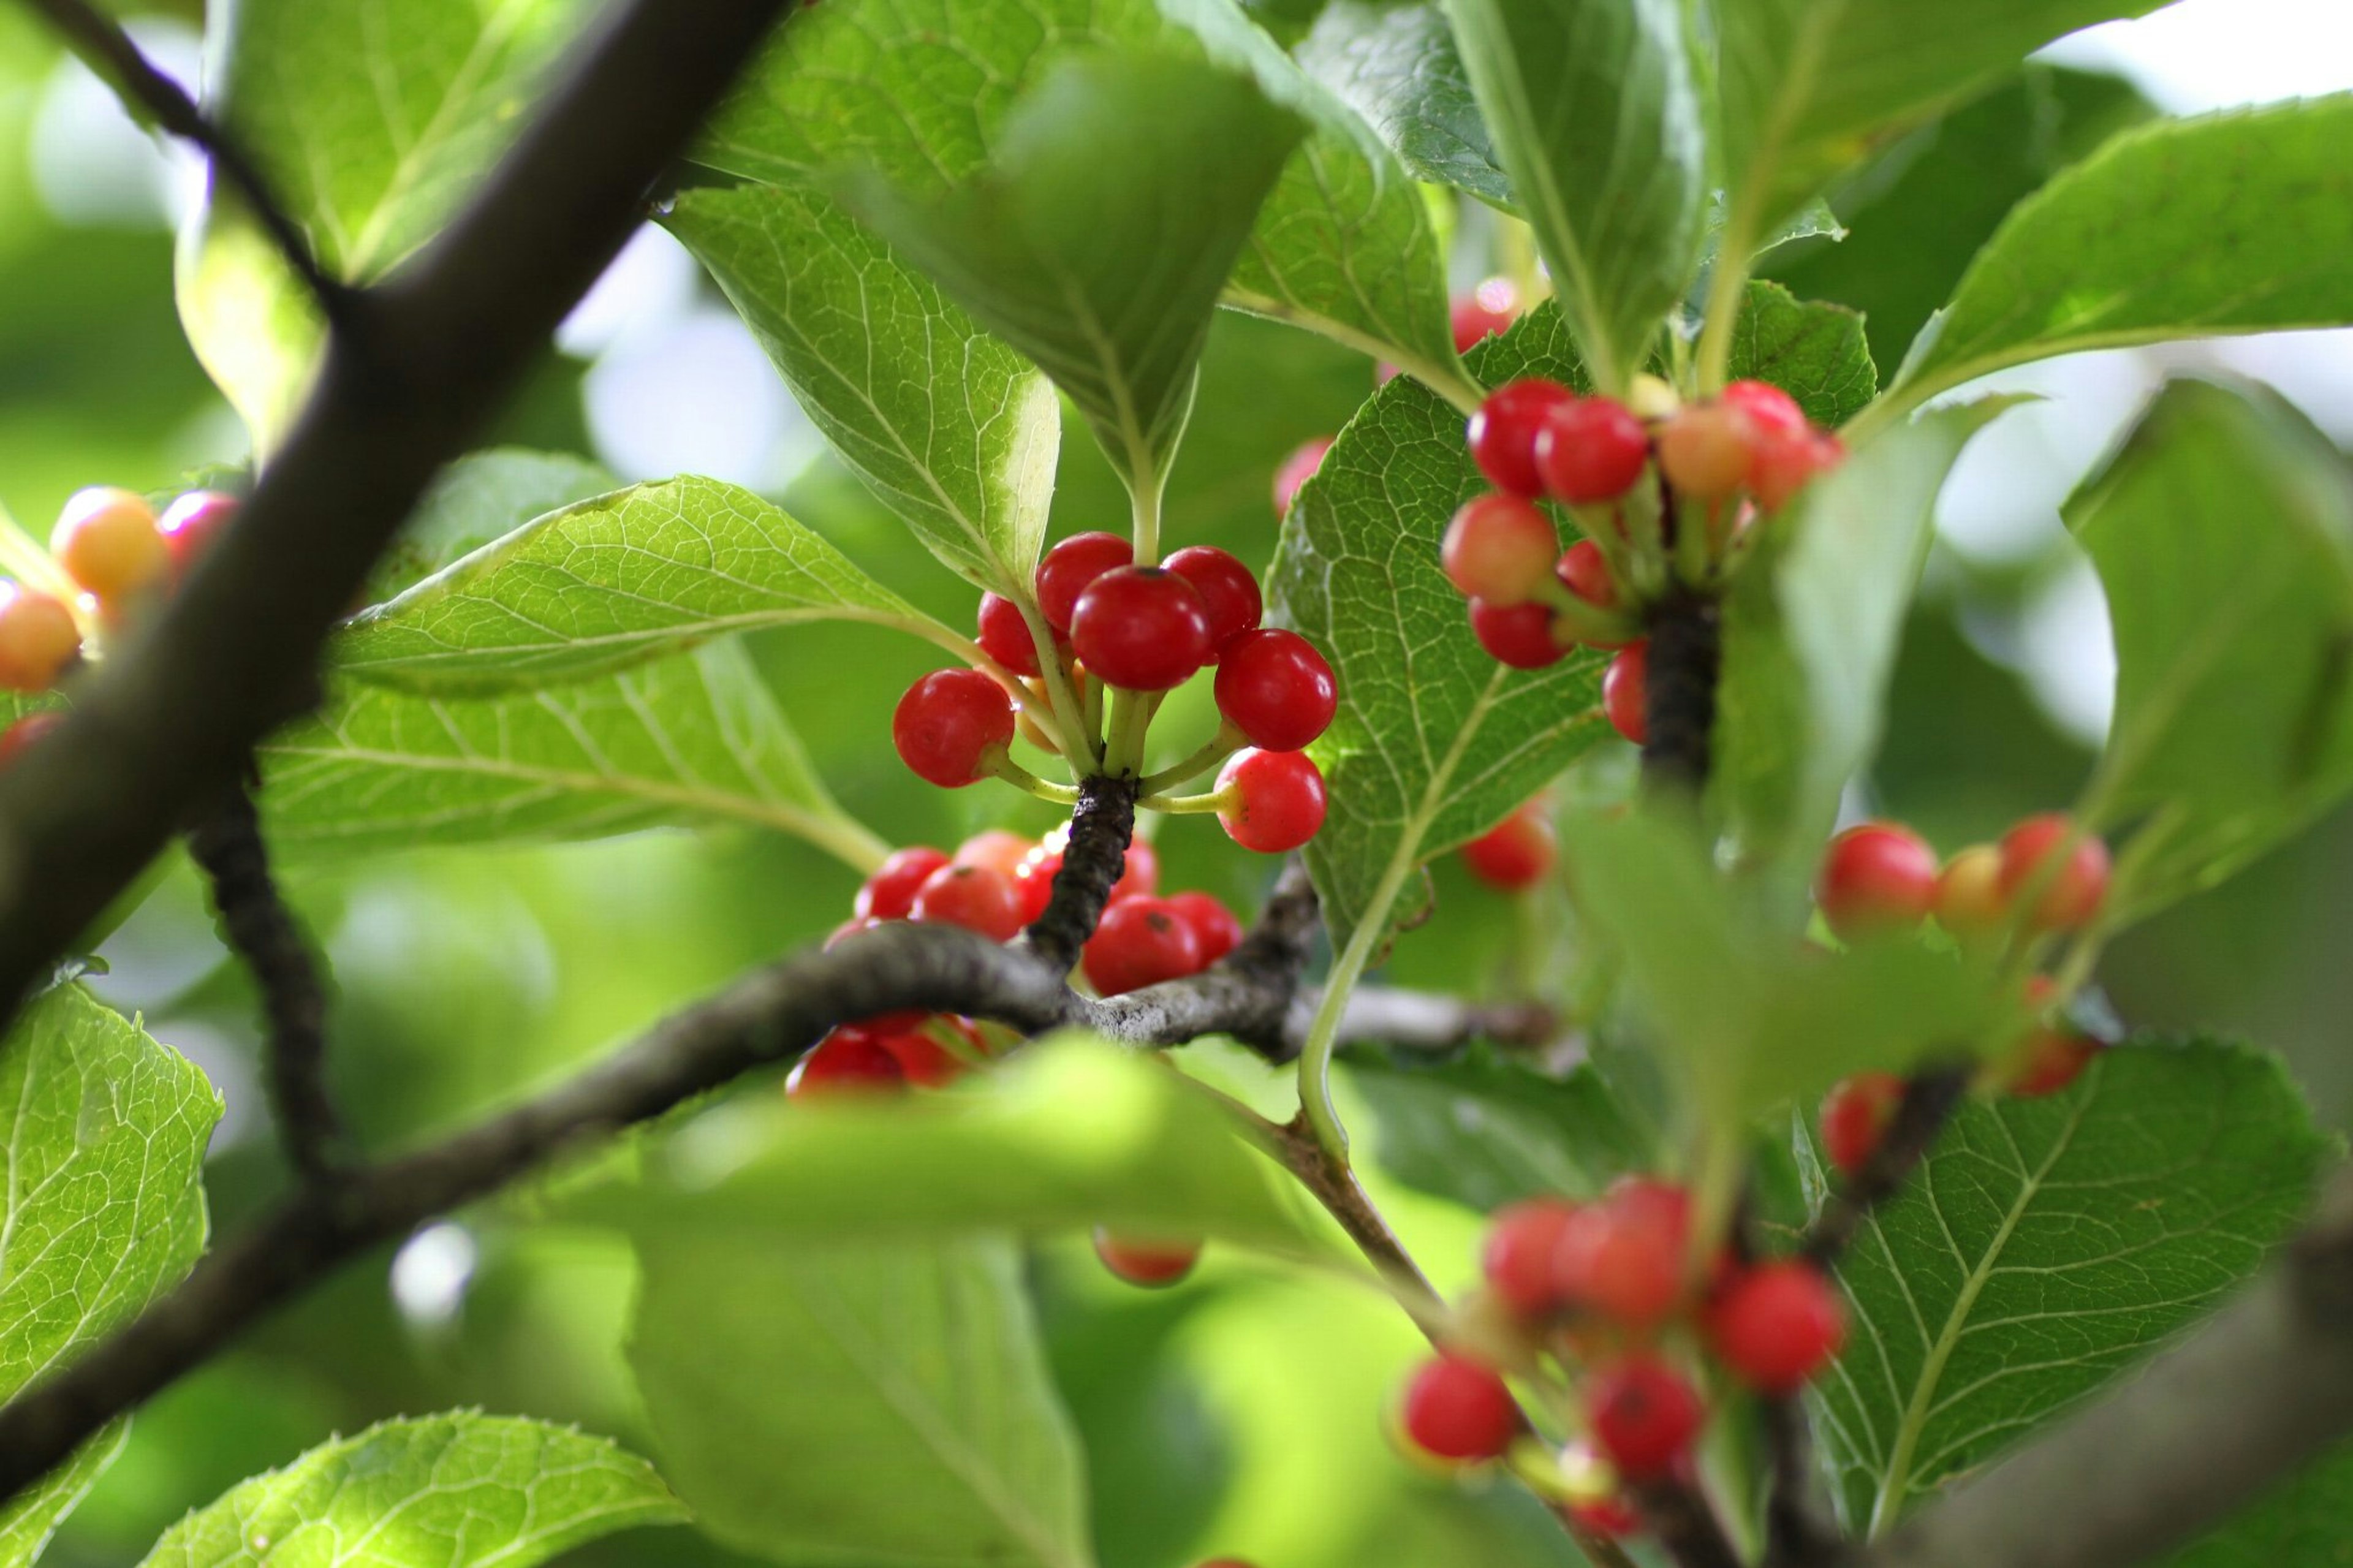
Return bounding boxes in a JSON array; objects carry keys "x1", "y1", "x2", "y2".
[
  {"x1": 1014, "y1": 594, "x2": 1098, "y2": 770},
  {"x1": 1103, "y1": 687, "x2": 1149, "y2": 779},
  {"x1": 1692, "y1": 216, "x2": 1757, "y2": 398},
  {"x1": 1134, "y1": 787, "x2": 1232, "y2": 816},
  {"x1": 1294, "y1": 847, "x2": 1420, "y2": 1165},
  {"x1": 1140, "y1": 720, "x2": 1243, "y2": 795},
  {"x1": 983, "y1": 756, "x2": 1082, "y2": 806}
]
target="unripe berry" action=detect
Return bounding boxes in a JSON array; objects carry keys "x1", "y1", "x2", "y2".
[
  {"x1": 1553, "y1": 1178, "x2": 1689, "y2": 1327},
  {"x1": 1468, "y1": 379, "x2": 1575, "y2": 497},
  {"x1": 1442, "y1": 494, "x2": 1559, "y2": 606},
  {"x1": 856, "y1": 846, "x2": 952, "y2": 920},
  {"x1": 910, "y1": 862, "x2": 1024, "y2": 943},
  {"x1": 1815, "y1": 822, "x2": 1940, "y2": 941},
  {"x1": 1997, "y1": 814, "x2": 2110, "y2": 932},
  {"x1": 1656, "y1": 405, "x2": 1751, "y2": 501},
  {"x1": 1482, "y1": 1197, "x2": 1582, "y2": 1316},
  {"x1": 1585, "y1": 1356, "x2": 1704, "y2": 1479},
  {"x1": 157, "y1": 490, "x2": 239, "y2": 576},
  {"x1": 52, "y1": 487, "x2": 169, "y2": 603},
  {"x1": 1273, "y1": 437, "x2": 1333, "y2": 517},
  {"x1": 1933, "y1": 844, "x2": 2009, "y2": 941},
  {"x1": 977, "y1": 592, "x2": 1047, "y2": 677},
  {"x1": 1535, "y1": 397, "x2": 1650, "y2": 504},
  {"x1": 1093, "y1": 1228, "x2": 1202, "y2": 1287},
  {"x1": 1819, "y1": 1072, "x2": 1906, "y2": 1177},
  {"x1": 1399, "y1": 1354, "x2": 1519, "y2": 1462},
  {"x1": 1165, "y1": 545, "x2": 1263, "y2": 656},
  {"x1": 1035, "y1": 531, "x2": 1132, "y2": 632},
  {"x1": 1083, "y1": 896, "x2": 1208, "y2": 996},
  {"x1": 1166, "y1": 890, "x2": 1243, "y2": 964},
  {"x1": 1602, "y1": 643, "x2": 1647, "y2": 745},
  {"x1": 1214, "y1": 629, "x2": 1337, "y2": 752},
  {"x1": 1463, "y1": 805, "x2": 1556, "y2": 892},
  {"x1": 1451, "y1": 279, "x2": 1519, "y2": 352},
  {"x1": 1217, "y1": 748, "x2": 1327, "y2": 854},
  {"x1": 1072, "y1": 566, "x2": 1213, "y2": 691},
  {"x1": 788, "y1": 1029, "x2": 906, "y2": 1099},
  {"x1": 893, "y1": 668, "x2": 1016, "y2": 787},
  {"x1": 0, "y1": 711, "x2": 61, "y2": 768},
  {"x1": 1704, "y1": 1260, "x2": 1846, "y2": 1393},
  {"x1": 0, "y1": 585, "x2": 81, "y2": 692}
]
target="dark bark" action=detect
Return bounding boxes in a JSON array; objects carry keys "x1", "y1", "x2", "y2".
[
  {"x1": 1640, "y1": 590, "x2": 1722, "y2": 797},
  {"x1": 1020, "y1": 774, "x2": 1137, "y2": 974},
  {"x1": 1803, "y1": 1066, "x2": 1973, "y2": 1268}
]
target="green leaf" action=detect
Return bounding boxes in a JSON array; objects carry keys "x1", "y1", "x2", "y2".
[
  {"x1": 0, "y1": 1422, "x2": 126, "y2": 1568},
  {"x1": 1714, "y1": 398, "x2": 2014, "y2": 876},
  {"x1": 2161, "y1": 1447, "x2": 2353, "y2": 1568},
  {"x1": 664, "y1": 185, "x2": 1059, "y2": 596},
  {"x1": 1724, "y1": 279, "x2": 1876, "y2": 430},
  {"x1": 839, "y1": 51, "x2": 1304, "y2": 493},
  {"x1": 1297, "y1": 1, "x2": 1509, "y2": 205},
  {"x1": 1713, "y1": 0, "x2": 2167, "y2": 259},
  {"x1": 1440, "y1": 0, "x2": 1705, "y2": 389},
  {"x1": 366, "y1": 449, "x2": 618, "y2": 605},
  {"x1": 136, "y1": 1413, "x2": 684, "y2": 1568},
  {"x1": 332, "y1": 475, "x2": 923, "y2": 694},
  {"x1": 178, "y1": 0, "x2": 595, "y2": 446},
  {"x1": 1801, "y1": 1039, "x2": 2325, "y2": 1533},
  {"x1": 1268, "y1": 304, "x2": 1613, "y2": 956},
  {"x1": 1352, "y1": 1051, "x2": 1648, "y2": 1212},
  {"x1": 2065, "y1": 379, "x2": 2353, "y2": 918},
  {"x1": 259, "y1": 642, "x2": 887, "y2": 871},
  {"x1": 631, "y1": 1236, "x2": 1093, "y2": 1568},
  {"x1": 1887, "y1": 95, "x2": 2353, "y2": 415}
]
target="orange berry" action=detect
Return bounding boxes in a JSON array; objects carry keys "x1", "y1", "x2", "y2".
[
  {"x1": 0, "y1": 585, "x2": 81, "y2": 692},
  {"x1": 51, "y1": 487, "x2": 169, "y2": 602}
]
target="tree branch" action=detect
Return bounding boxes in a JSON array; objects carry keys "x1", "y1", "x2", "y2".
[
  {"x1": 1641, "y1": 589, "x2": 1722, "y2": 796},
  {"x1": 1018, "y1": 773, "x2": 1136, "y2": 974}
]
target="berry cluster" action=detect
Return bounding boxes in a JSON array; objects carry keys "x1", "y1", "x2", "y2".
[
  {"x1": 0, "y1": 485, "x2": 238, "y2": 765},
  {"x1": 893, "y1": 537, "x2": 1337, "y2": 855},
  {"x1": 1441, "y1": 377, "x2": 1844, "y2": 746},
  {"x1": 1395, "y1": 1177, "x2": 1845, "y2": 1537}
]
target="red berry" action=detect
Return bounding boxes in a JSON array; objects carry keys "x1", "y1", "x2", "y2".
[
  {"x1": 1165, "y1": 545, "x2": 1263, "y2": 656},
  {"x1": 0, "y1": 711, "x2": 61, "y2": 769},
  {"x1": 1093, "y1": 1228, "x2": 1202, "y2": 1287},
  {"x1": 1083, "y1": 896, "x2": 1208, "y2": 995},
  {"x1": 977, "y1": 592, "x2": 1047, "y2": 677},
  {"x1": 1482, "y1": 1199, "x2": 1582, "y2": 1316},
  {"x1": 51, "y1": 487, "x2": 168, "y2": 602},
  {"x1": 1013, "y1": 847, "x2": 1060, "y2": 925},
  {"x1": 0, "y1": 584, "x2": 81, "y2": 692},
  {"x1": 2012, "y1": 1025, "x2": 2101, "y2": 1097},
  {"x1": 909, "y1": 863, "x2": 1024, "y2": 943},
  {"x1": 1273, "y1": 436, "x2": 1333, "y2": 517},
  {"x1": 1568, "y1": 1496, "x2": 1643, "y2": 1539},
  {"x1": 877, "y1": 1018, "x2": 981, "y2": 1088},
  {"x1": 1815, "y1": 822, "x2": 1940, "y2": 941},
  {"x1": 1820, "y1": 1072, "x2": 1906, "y2": 1178},
  {"x1": 1553, "y1": 1179, "x2": 1689, "y2": 1328},
  {"x1": 1535, "y1": 398, "x2": 1650, "y2": 504},
  {"x1": 1463, "y1": 805, "x2": 1556, "y2": 892},
  {"x1": 157, "y1": 490, "x2": 238, "y2": 576},
  {"x1": 1557, "y1": 540, "x2": 1618, "y2": 612},
  {"x1": 1469, "y1": 599, "x2": 1565, "y2": 670},
  {"x1": 1166, "y1": 890, "x2": 1243, "y2": 964},
  {"x1": 1072, "y1": 566, "x2": 1212, "y2": 692},
  {"x1": 788, "y1": 1029, "x2": 906, "y2": 1099},
  {"x1": 1451, "y1": 281, "x2": 1519, "y2": 353},
  {"x1": 1468, "y1": 379, "x2": 1575, "y2": 498},
  {"x1": 1705, "y1": 1261, "x2": 1846, "y2": 1393},
  {"x1": 1602, "y1": 643, "x2": 1647, "y2": 744},
  {"x1": 1997, "y1": 814, "x2": 2110, "y2": 932},
  {"x1": 1214, "y1": 629, "x2": 1337, "y2": 752},
  {"x1": 892, "y1": 668, "x2": 1015, "y2": 787},
  {"x1": 1442, "y1": 493, "x2": 1559, "y2": 605},
  {"x1": 955, "y1": 829, "x2": 1035, "y2": 881},
  {"x1": 1035, "y1": 531, "x2": 1132, "y2": 632},
  {"x1": 1722, "y1": 380, "x2": 1807, "y2": 442},
  {"x1": 1934, "y1": 844, "x2": 2009, "y2": 941},
  {"x1": 1585, "y1": 1357, "x2": 1705, "y2": 1479},
  {"x1": 856, "y1": 846, "x2": 951, "y2": 920},
  {"x1": 1400, "y1": 1355, "x2": 1518, "y2": 1462},
  {"x1": 1216, "y1": 749, "x2": 1327, "y2": 854},
  {"x1": 1657, "y1": 405, "x2": 1751, "y2": 501},
  {"x1": 1748, "y1": 428, "x2": 1837, "y2": 512}
]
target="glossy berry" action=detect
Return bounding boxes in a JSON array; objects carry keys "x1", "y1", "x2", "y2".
[
  {"x1": 856, "y1": 846, "x2": 952, "y2": 920},
  {"x1": 1084, "y1": 897, "x2": 1208, "y2": 996},
  {"x1": 0, "y1": 711, "x2": 61, "y2": 768},
  {"x1": 0, "y1": 585, "x2": 81, "y2": 692},
  {"x1": 1722, "y1": 379, "x2": 1808, "y2": 442},
  {"x1": 1093, "y1": 1229, "x2": 1202, "y2": 1288},
  {"x1": 1166, "y1": 891, "x2": 1243, "y2": 964},
  {"x1": 1656, "y1": 404, "x2": 1751, "y2": 501},
  {"x1": 1554, "y1": 1178, "x2": 1689, "y2": 1328},
  {"x1": 1820, "y1": 1071, "x2": 1906, "y2": 1178},
  {"x1": 1165, "y1": 545, "x2": 1263, "y2": 656},
  {"x1": 157, "y1": 490, "x2": 238, "y2": 575},
  {"x1": 893, "y1": 668, "x2": 1015, "y2": 787},
  {"x1": 1451, "y1": 279, "x2": 1519, "y2": 353},
  {"x1": 1443, "y1": 494, "x2": 1558, "y2": 607},
  {"x1": 1463, "y1": 805, "x2": 1556, "y2": 892},
  {"x1": 1273, "y1": 436, "x2": 1333, "y2": 517},
  {"x1": 1214, "y1": 629, "x2": 1337, "y2": 752},
  {"x1": 1933, "y1": 844, "x2": 2009, "y2": 941},
  {"x1": 1557, "y1": 540, "x2": 1618, "y2": 612},
  {"x1": 1072, "y1": 566, "x2": 1212, "y2": 692},
  {"x1": 1035, "y1": 531, "x2": 1132, "y2": 632},
  {"x1": 1815, "y1": 822, "x2": 1940, "y2": 941},
  {"x1": 879, "y1": 1019, "x2": 980, "y2": 1088},
  {"x1": 1535, "y1": 397, "x2": 1650, "y2": 504},
  {"x1": 1217, "y1": 749, "x2": 1327, "y2": 854},
  {"x1": 1482, "y1": 1198, "x2": 1582, "y2": 1316},
  {"x1": 1705, "y1": 1261, "x2": 1847, "y2": 1393},
  {"x1": 1585, "y1": 1356, "x2": 1705, "y2": 1479},
  {"x1": 1013, "y1": 850, "x2": 1059, "y2": 925},
  {"x1": 1602, "y1": 643, "x2": 1648, "y2": 745},
  {"x1": 1469, "y1": 600, "x2": 1566, "y2": 670},
  {"x1": 1997, "y1": 814, "x2": 2110, "y2": 932},
  {"x1": 2012, "y1": 1024, "x2": 2101, "y2": 1097},
  {"x1": 1400, "y1": 1355, "x2": 1518, "y2": 1463},
  {"x1": 51, "y1": 487, "x2": 169, "y2": 602},
  {"x1": 788, "y1": 1030, "x2": 906, "y2": 1099},
  {"x1": 956, "y1": 828, "x2": 1036, "y2": 881},
  {"x1": 977, "y1": 592, "x2": 1047, "y2": 677},
  {"x1": 910, "y1": 862, "x2": 1024, "y2": 943},
  {"x1": 1468, "y1": 379, "x2": 1575, "y2": 498}
]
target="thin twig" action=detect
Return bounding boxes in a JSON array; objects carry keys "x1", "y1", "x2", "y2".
[{"x1": 1803, "y1": 1066, "x2": 1972, "y2": 1268}]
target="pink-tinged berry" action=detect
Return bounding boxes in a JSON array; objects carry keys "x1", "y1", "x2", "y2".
[
  {"x1": 1557, "y1": 539, "x2": 1618, "y2": 612},
  {"x1": 1217, "y1": 748, "x2": 1327, "y2": 854},
  {"x1": 1166, "y1": 890, "x2": 1243, "y2": 964},
  {"x1": 1442, "y1": 493, "x2": 1559, "y2": 606},
  {"x1": 1093, "y1": 1229, "x2": 1202, "y2": 1287},
  {"x1": 1602, "y1": 643, "x2": 1648, "y2": 745},
  {"x1": 51, "y1": 487, "x2": 168, "y2": 602},
  {"x1": 1553, "y1": 1178, "x2": 1690, "y2": 1328},
  {"x1": 1035, "y1": 531, "x2": 1132, "y2": 632},
  {"x1": 1469, "y1": 599, "x2": 1566, "y2": 670},
  {"x1": 1585, "y1": 1356, "x2": 1705, "y2": 1479},
  {"x1": 1400, "y1": 1354, "x2": 1519, "y2": 1462},
  {"x1": 1452, "y1": 279, "x2": 1520, "y2": 353},
  {"x1": 1656, "y1": 405, "x2": 1751, "y2": 501},
  {"x1": 977, "y1": 592, "x2": 1048, "y2": 677},
  {"x1": 1112, "y1": 838, "x2": 1159, "y2": 903},
  {"x1": 1997, "y1": 814, "x2": 2110, "y2": 933},
  {"x1": 0, "y1": 711, "x2": 61, "y2": 768},
  {"x1": 1749, "y1": 430, "x2": 1840, "y2": 512},
  {"x1": 1820, "y1": 1072, "x2": 1906, "y2": 1178},
  {"x1": 1165, "y1": 545, "x2": 1263, "y2": 657},
  {"x1": 955, "y1": 829, "x2": 1036, "y2": 881},
  {"x1": 910, "y1": 862, "x2": 1024, "y2": 943},
  {"x1": 1482, "y1": 1198, "x2": 1582, "y2": 1316},
  {"x1": 1721, "y1": 380, "x2": 1807, "y2": 442},
  {"x1": 1933, "y1": 844, "x2": 2008, "y2": 941},
  {"x1": 856, "y1": 846, "x2": 952, "y2": 920},
  {"x1": 1214, "y1": 629, "x2": 1337, "y2": 752},
  {"x1": 1273, "y1": 437, "x2": 1335, "y2": 517},
  {"x1": 1469, "y1": 379, "x2": 1576, "y2": 498},
  {"x1": 1083, "y1": 896, "x2": 1208, "y2": 996},
  {"x1": 1815, "y1": 822, "x2": 1940, "y2": 941},
  {"x1": 1536, "y1": 397, "x2": 1650, "y2": 504},
  {"x1": 1072, "y1": 566, "x2": 1213, "y2": 692},
  {"x1": 1463, "y1": 805, "x2": 1556, "y2": 892},
  {"x1": 2012, "y1": 1024, "x2": 2101, "y2": 1097},
  {"x1": 1705, "y1": 1261, "x2": 1846, "y2": 1393},
  {"x1": 0, "y1": 584, "x2": 81, "y2": 692},
  {"x1": 157, "y1": 490, "x2": 238, "y2": 576},
  {"x1": 893, "y1": 669, "x2": 1015, "y2": 787},
  {"x1": 788, "y1": 1029, "x2": 906, "y2": 1099}
]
